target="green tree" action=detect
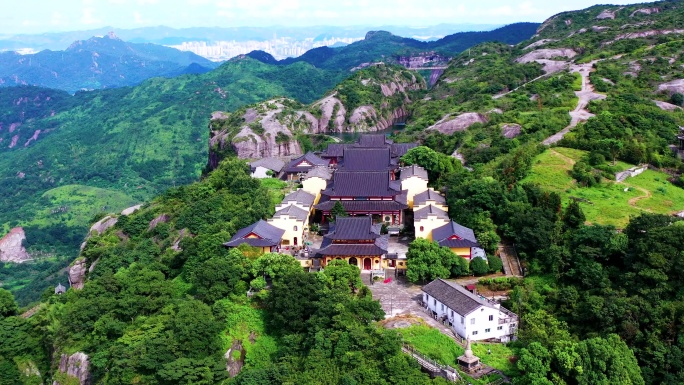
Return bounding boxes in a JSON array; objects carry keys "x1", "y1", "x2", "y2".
[
  {"x1": 321, "y1": 259, "x2": 363, "y2": 293},
  {"x1": 0, "y1": 289, "x2": 17, "y2": 318},
  {"x1": 251, "y1": 253, "x2": 302, "y2": 280},
  {"x1": 329, "y1": 201, "x2": 348, "y2": 222},
  {"x1": 562, "y1": 200, "x2": 586, "y2": 230},
  {"x1": 405, "y1": 239, "x2": 451, "y2": 283},
  {"x1": 487, "y1": 255, "x2": 504, "y2": 273},
  {"x1": 470, "y1": 258, "x2": 489, "y2": 276}
]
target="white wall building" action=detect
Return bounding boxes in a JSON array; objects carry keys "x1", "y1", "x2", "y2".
[{"x1": 422, "y1": 279, "x2": 517, "y2": 342}]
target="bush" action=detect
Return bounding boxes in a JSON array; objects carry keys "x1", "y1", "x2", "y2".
[
  {"x1": 470, "y1": 258, "x2": 489, "y2": 276},
  {"x1": 487, "y1": 255, "x2": 504, "y2": 273}
]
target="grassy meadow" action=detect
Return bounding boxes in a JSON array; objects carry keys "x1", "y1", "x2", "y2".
[{"x1": 523, "y1": 147, "x2": 684, "y2": 228}]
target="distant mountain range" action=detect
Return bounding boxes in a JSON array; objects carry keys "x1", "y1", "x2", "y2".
[
  {"x1": 0, "y1": 24, "x2": 504, "y2": 52},
  {"x1": 0, "y1": 32, "x2": 218, "y2": 93},
  {"x1": 247, "y1": 23, "x2": 540, "y2": 70}
]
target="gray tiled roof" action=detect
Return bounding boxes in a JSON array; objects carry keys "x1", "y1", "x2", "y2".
[
  {"x1": 321, "y1": 143, "x2": 350, "y2": 158},
  {"x1": 324, "y1": 216, "x2": 379, "y2": 240},
  {"x1": 413, "y1": 189, "x2": 446, "y2": 206},
  {"x1": 391, "y1": 143, "x2": 418, "y2": 158},
  {"x1": 400, "y1": 164, "x2": 428, "y2": 181},
  {"x1": 341, "y1": 147, "x2": 393, "y2": 171},
  {"x1": 315, "y1": 199, "x2": 408, "y2": 213},
  {"x1": 414, "y1": 204, "x2": 449, "y2": 221},
  {"x1": 250, "y1": 157, "x2": 285, "y2": 172},
  {"x1": 304, "y1": 166, "x2": 332, "y2": 181},
  {"x1": 283, "y1": 152, "x2": 329, "y2": 173},
  {"x1": 273, "y1": 205, "x2": 309, "y2": 221},
  {"x1": 422, "y1": 279, "x2": 493, "y2": 316},
  {"x1": 433, "y1": 221, "x2": 480, "y2": 248},
  {"x1": 323, "y1": 171, "x2": 400, "y2": 197},
  {"x1": 224, "y1": 220, "x2": 284, "y2": 248},
  {"x1": 356, "y1": 134, "x2": 391, "y2": 148},
  {"x1": 281, "y1": 189, "x2": 316, "y2": 208}
]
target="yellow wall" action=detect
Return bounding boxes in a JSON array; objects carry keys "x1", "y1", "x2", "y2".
[
  {"x1": 450, "y1": 247, "x2": 472, "y2": 258},
  {"x1": 268, "y1": 216, "x2": 306, "y2": 246},
  {"x1": 298, "y1": 259, "x2": 312, "y2": 268},
  {"x1": 323, "y1": 256, "x2": 382, "y2": 270},
  {"x1": 302, "y1": 177, "x2": 328, "y2": 204},
  {"x1": 401, "y1": 177, "x2": 429, "y2": 209},
  {"x1": 415, "y1": 217, "x2": 450, "y2": 240}
]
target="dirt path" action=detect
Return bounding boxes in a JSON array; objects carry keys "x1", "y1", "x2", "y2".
[
  {"x1": 625, "y1": 184, "x2": 653, "y2": 208},
  {"x1": 543, "y1": 61, "x2": 606, "y2": 145},
  {"x1": 549, "y1": 149, "x2": 576, "y2": 167}
]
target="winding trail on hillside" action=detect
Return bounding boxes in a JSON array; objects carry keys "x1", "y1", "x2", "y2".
[
  {"x1": 625, "y1": 184, "x2": 653, "y2": 209},
  {"x1": 543, "y1": 61, "x2": 606, "y2": 145}
]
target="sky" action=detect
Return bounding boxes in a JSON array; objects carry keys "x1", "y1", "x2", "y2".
[{"x1": 0, "y1": 0, "x2": 647, "y2": 35}]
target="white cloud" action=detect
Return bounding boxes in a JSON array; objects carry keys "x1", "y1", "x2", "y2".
[{"x1": 81, "y1": 7, "x2": 101, "y2": 25}]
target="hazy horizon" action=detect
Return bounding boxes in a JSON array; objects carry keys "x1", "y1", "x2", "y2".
[{"x1": 0, "y1": 0, "x2": 648, "y2": 35}]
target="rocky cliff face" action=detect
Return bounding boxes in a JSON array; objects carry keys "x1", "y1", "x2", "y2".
[
  {"x1": 0, "y1": 227, "x2": 31, "y2": 263},
  {"x1": 208, "y1": 65, "x2": 426, "y2": 165},
  {"x1": 68, "y1": 258, "x2": 87, "y2": 290},
  {"x1": 53, "y1": 352, "x2": 91, "y2": 385}
]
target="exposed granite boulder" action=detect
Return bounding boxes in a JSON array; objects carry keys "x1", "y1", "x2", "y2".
[
  {"x1": 501, "y1": 124, "x2": 523, "y2": 139},
  {"x1": 53, "y1": 352, "x2": 90, "y2": 385},
  {"x1": 90, "y1": 216, "x2": 118, "y2": 235},
  {"x1": 592, "y1": 26, "x2": 610, "y2": 32},
  {"x1": 427, "y1": 113, "x2": 488, "y2": 135},
  {"x1": 630, "y1": 8, "x2": 659, "y2": 17},
  {"x1": 516, "y1": 49, "x2": 578, "y2": 64},
  {"x1": 607, "y1": 29, "x2": 684, "y2": 45},
  {"x1": 148, "y1": 214, "x2": 170, "y2": 231},
  {"x1": 653, "y1": 100, "x2": 682, "y2": 111},
  {"x1": 314, "y1": 94, "x2": 347, "y2": 132},
  {"x1": 658, "y1": 79, "x2": 684, "y2": 95},
  {"x1": 522, "y1": 39, "x2": 557, "y2": 50},
  {"x1": 0, "y1": 227, "x2": 31, "y2": 263},
  {"x1": 121, "y1": 204, "x2": 142, "y2": 216},
  {"x1": 68, "y1": 258, "x2": 87, "y2": 290},
  {"x1": 596, "y1": 9, "x2": 617, "y2": 20}
]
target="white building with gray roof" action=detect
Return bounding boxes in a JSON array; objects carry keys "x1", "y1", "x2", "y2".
[{"x1": 422, "y1": 279, "x2": 517, "y2": 342}]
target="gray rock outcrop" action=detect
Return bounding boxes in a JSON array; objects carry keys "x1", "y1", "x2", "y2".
[
  {"x1": 121, "y1": 204, "x2": 142, "y2": 216},
  {"x1": 630, "y1": 8, "x2": 659, "y2": 17},
  {"x1": 501, "y1": 124, "x2": 523, "y2": 139},
  {"x1": 596, "y1": 9, "x2": 617, "y2": 20},
  {"x1": 0, "y1": 227, "x2": 31, "y2": 263},
  {"x1": 427, "y1": 113, "x2": 488, "y2": 135},
  {"x1": 658, "y1": 79, "x2": 684, "y2": 95},
  {"x1": 653, "y1": 100, "x2": 682, "y2": 111},
  {"x1": 148, "y1": 214, "x2": 170, "y2": 231},
  {"x1": 53, "y1": 352, "x2": 90, "y2": 385},
  {"x1": 90, "y1": 216, "x2": 118, "y2": 235},
  {"x1": 68, "y1": 258, "x2": 87, "y2": 290},
  {"x1": 516, "y1": 49, "x2": 578, "y2": 64}
]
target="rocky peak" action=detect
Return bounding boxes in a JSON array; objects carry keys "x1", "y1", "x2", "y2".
[
  {"x1": 364, "y1": 31, "x2": 394, "y2": 40},
  {"x1": 53, "y1": 352, "x2": 91, "y2": 385},
  {"x1": 0, "y1": 227, "x2": 31, "y2": 263}
]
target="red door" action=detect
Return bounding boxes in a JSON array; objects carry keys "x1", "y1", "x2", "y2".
[{"x1": 364, "y1": 258, "x2": 372, "y2": 270}]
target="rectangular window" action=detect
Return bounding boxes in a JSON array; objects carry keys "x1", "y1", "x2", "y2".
[
  {"x1": 497, "y1": 326, "x2": 503, "y2": 330},
  {"x1": 472, "y1": 331, "x2": 478, "y2": 335},
  {"x1": 433, "y1": 299, "x2": 436, "y2": 306},
  {"x1": 450, "y1": 310, "x2": 453, "y2": 317},
  {"x1": 485, "y1": 328, "x2": 491, "y2": 333},
  {"x1": 470, "y1": 318, "x2": 475, "y2": 325},
  {"x1": 460, "y1": 316, "x2": 464, "y2": 325},
  {"x1": 489, "y1": 315, "x2": 494, "y2": 321},
  {"x1": 441, "y1": 304, "x2": 444, "y2": 311}
]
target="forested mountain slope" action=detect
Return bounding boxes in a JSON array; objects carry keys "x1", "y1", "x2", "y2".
[{"x1": 0, "y1": 57, "x2": 342, "y2": 262}]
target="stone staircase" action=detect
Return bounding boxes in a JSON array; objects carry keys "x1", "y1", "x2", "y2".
[
  {"x1": 401, "y1": 345, "x2": 460, "y2": 382},
  {"x1": 497, "y1": 243, "x2": 523, "y2": 277}
]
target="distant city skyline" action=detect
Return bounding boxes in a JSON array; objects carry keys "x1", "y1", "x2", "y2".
[{"x1": 1, "y1": 0, "x2": 647, "y2": 35}]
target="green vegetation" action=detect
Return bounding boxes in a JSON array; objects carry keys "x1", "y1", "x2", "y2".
[
  {"x1": 399, "y1": 325, "x2": 464, "y2": 365},
  {"x1": 524, "y1": 147, "x2": 684, "y2": 227}
]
